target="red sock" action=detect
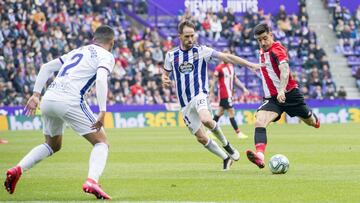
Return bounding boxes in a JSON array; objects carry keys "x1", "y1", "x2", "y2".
[
  {"x1": 255, "y1": 143, "x2": 266, "y2": 154},
  {"x1": 235, "y1": 129, "x2": 240, "y2": 133}
]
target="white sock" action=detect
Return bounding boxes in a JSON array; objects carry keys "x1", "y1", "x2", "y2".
[
  {"x1": 18, "y1": 143, "x2": 53, "y2": 172},
  {"x1": 88, "y1": 143, "x2": 108, "y2": 183},
  {"x1": 211, "y1": 121, "x2": 228, "y2": 146},
  {"x1": 204, "y1": 139, "x2": 228, "y2": 160}
]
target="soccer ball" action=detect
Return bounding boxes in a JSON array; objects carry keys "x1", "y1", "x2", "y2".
[{"x1": 268, "y1": 154, "x2": 289, "y2": 174}]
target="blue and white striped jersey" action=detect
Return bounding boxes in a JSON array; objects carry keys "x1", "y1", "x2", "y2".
[{"x1": 164, "y1": 45, "x2": 215, "y2": 107}]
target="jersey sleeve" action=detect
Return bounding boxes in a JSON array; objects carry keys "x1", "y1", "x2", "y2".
[
  {"x1": 59, "y1": 52, "x2": 70, "y2": 64},
  {"x1": 201, "y1": 45, "x2": 215, "y2": 62},
  {"x1": 98, "y1": 53, "x2": 115, "y2": 75},
  {"x1": 163, "y1": 52, "x2": 172, "y2": 72},
  {"x1": 272, "y1": 44, "x2": 289, "y2": 65}
]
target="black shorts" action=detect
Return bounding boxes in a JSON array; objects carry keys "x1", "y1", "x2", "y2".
[
  {"x1": 257, "y1": 88, "x2": 312, "y2": 122},
  {"x1": 219, "y1": 98, "x2": 233, "y2": 109}
]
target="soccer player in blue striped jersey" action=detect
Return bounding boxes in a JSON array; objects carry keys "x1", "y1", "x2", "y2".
[
  {"x1": 4, "y1": 25, "x2": 114, "y2": 199},
  {"x1": 162, "y1": 20, "x2": 260, "y2": 170}
]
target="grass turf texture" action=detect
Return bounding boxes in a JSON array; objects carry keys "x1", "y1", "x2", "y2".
[{"x1": 0, "y1": 123, "x2": 359, "y2": 202}]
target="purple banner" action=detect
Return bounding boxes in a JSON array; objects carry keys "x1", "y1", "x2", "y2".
[
  {"x1": 148, "y1": 0, "x2": 299, "y2": 16},
  {"x1": 339, "y1": 0, "x2": 360, "y2": 13},
  {"x1": 1, "y1": 100, "x2": 359, "y2": 116},
  {"x1": 0, "y1": 105, "x2": 167, "y2": 116}
]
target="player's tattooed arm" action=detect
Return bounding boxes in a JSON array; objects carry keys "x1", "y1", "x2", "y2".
[{"x1": 277, "y1": 62, "x2": 290, "y2": 103}]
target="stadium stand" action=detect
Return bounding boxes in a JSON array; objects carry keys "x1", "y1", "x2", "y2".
[
  {"x1": 0, "y1": 0, "x2": 345, "y2": 106},
  {"x1": 324, "y1": 0, "x2": 360, "y2": 91}
]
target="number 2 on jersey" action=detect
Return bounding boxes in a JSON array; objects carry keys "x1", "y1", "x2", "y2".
[{"x1": 59, "y1": 53, "x2": 83, "y2": 77}]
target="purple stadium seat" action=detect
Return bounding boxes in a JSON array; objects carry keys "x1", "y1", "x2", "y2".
[
  {"x1": 121, "y1": 21, "x2": 130, "y2": 28},
  {"x1": 293, "y1": 58, "x2": 304, "y2": 66},
  {"x1": 354, "y1": 46, "x2": 360, "y2": 56},
  {"x1": 347, "y1": 56, "x2": 360, "y2": 66},
  {"x1": 215, "y1": 37, "x2": 229, "y2": 47},
  {"x1": 327, "y1": 0, "x2": 336, "y2": 8},
  {"x1": 290, "y1": 37, "x2": 300, "y2": 47},
  {"x1": 247, "y1": 57, "x2": 258, "y2": 63},
  {"x1": 343, "y1": 46, "x2": 354, "y2": 56},
  {"x1": 352, "y1": 66, "x2": 360, "y2": 76}
]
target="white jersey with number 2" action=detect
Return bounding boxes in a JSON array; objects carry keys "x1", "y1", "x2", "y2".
[{"x1": 43, "y1": 44, "x2": 115, "y2": 103}]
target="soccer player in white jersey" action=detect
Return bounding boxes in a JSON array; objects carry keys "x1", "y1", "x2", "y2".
[
  {"x1": 4, "y1": 25, "x2": 115, "y2": 200},
  {"x1": 162, "y1": 20, "x2": 260, "y2": 170}
]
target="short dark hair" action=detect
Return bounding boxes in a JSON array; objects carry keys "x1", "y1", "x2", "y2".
[
  {"x1": 253, "y1": 23, "x2": 271, "y2": 36},
  {"x1": 93, "y1": 25, "x2": 115, "y2": 43},
  {"x1": 178, "y1": 20, "x2": 195, "y2": 34}
]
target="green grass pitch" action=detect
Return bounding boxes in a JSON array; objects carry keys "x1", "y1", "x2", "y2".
[{"x1": 1, "y1": 123, "x2": 360, "y2": 202}]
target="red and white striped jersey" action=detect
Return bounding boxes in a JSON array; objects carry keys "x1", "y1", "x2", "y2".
[
  {"x1": 259, "y1": 41, "x2": 297, "y2": 98},
  {"x1": 214, "y1": 63, "x2": 234, "y2": 99}
]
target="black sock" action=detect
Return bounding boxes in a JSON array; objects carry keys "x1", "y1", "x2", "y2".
[
  {"x1": 213, "y1": 115, "x2": 220, "y2": 122},
  {"x1": 229, "y1": 117, "x2": 239, "y2": 132},
  {"x1": 254, "y1": 127, "x2": 267, "y2": 145}
]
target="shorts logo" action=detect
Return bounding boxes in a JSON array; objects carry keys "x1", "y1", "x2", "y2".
[
  {"x1": 179, "y1": 61, "x2": 194, "y2": 74},
  {"x1": 258, "y1": 100, "x2": 269, "y2": 110},
  {"x1": 197, "y1": 99, "x2": 206, "y2": 106}
]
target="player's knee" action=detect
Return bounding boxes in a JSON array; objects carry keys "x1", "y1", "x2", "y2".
[
  {"x1": 101, "y1": 141, "x2": 109, "y2": 148},
  {"x1": 196, "y1": 135, "x2": 208, "y2": 145},
  {"x1": 201, "y1": 118, "x2": 213, "y2": 128},
  {"x1": 85, "y1": 130, "x2": 109, "y2": 146},
  {"x1": 227, "y1": 108, "x2": 235, "y2": 116},
  {"x1": 48, "y1": 142, "x2": 61, "y2": 153},
  {"x1": 93, "y1": 139, "x2": 109, "y2": 147},
  {"x1": 255, "y1": 119, "x2": 267, "y2": 128}
]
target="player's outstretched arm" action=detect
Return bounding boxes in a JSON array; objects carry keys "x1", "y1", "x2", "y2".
[
  {"x1": 25, "y1": 59, "x2": 63, "y2": 116},
  {"x1": 216, "y1": 52, "x2": 261, "y2": 71}
]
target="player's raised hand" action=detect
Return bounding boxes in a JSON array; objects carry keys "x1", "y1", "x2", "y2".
[
  {"x1": 24, "y1": 93, "x2": 40, "y2": 116},
  {"x1": 91, "y1": 111, "x2": 105, "y2": 131},
  {"x1": 250, "y1": 62, "x2": 262, "y2": 71},
  {"x1": 162, "y1": 74, "x2": 172, "y2": 88}
]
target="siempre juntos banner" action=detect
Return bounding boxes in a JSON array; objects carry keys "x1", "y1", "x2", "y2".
[{"x1": 148, "y1": 0, "x2": 299, "y2": 16}]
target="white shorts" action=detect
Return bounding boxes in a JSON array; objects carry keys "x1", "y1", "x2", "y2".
[
  {"x1": 181, "y1": 93, "x2": 211, "y2": 134},
  {"x1": 40, "y1": 99, "x2": 97, "y2": 136}
]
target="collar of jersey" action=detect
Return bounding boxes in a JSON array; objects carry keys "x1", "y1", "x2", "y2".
[{"x1": 179, "y1": 45, "x2": 194, "y2": 52}]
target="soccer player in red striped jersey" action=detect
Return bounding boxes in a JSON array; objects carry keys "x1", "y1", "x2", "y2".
[
  {"x1": 245, "y1": 23, "x2": 320, "y2": 169},
  {"x1": 211, "y1": 54, "x2": 249, "y2": 139}
]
